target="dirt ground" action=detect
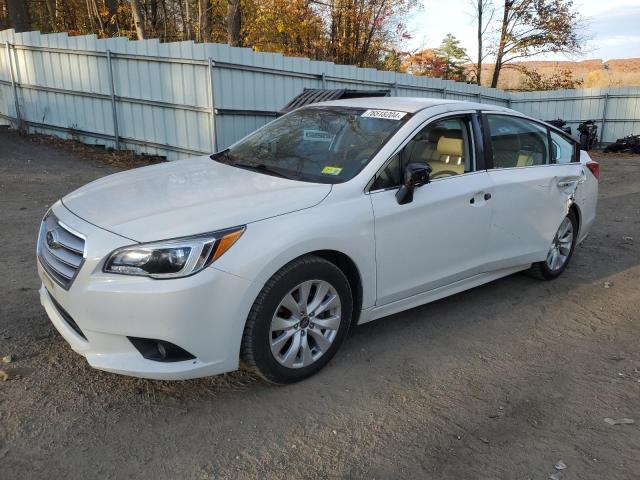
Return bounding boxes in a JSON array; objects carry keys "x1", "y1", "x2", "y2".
[{"x1": 0, "y1": 128, "x2": 638, "y2": 480}]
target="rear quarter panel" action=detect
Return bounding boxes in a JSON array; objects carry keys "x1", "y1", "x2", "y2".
[{"x1": 575, "y1": 150, "x2": 599, "y2": 242}]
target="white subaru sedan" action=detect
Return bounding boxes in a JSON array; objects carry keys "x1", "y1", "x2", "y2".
[{"x1": 37, "y1": 98, "x2": 599, "y2": 383}]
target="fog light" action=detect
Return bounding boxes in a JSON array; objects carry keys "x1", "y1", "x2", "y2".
[{"x1": 128, "y1": 337, "x2": 196, "y2": 362}]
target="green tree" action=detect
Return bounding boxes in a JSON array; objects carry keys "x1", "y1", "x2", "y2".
[{"x1": 434, "y1": 34, "x2": 469, "y2": 81}]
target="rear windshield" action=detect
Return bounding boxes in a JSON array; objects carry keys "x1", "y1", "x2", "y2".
[{"x1": 212, "y1": 106, "x2": 410, "y2": 183}]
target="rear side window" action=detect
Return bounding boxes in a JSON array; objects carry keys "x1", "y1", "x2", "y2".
[
  {"x1": 550, "y1": 130, "x2": 576, "y2": 164},
  {"x1": 486, "y1": 115, "x2": 549, "y2": 168}
]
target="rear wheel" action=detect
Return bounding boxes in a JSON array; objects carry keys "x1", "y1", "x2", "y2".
[
  {"x1": 241, "y1": 255, "x2": 353, "y2": 384},
  {"x1": 529, "y1": 211, "x2": 578, "y2": 280}
]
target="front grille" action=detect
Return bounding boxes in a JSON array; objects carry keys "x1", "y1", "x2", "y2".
[{"x1": 37, "y1": 212, "x2": 86, "y2": 290}]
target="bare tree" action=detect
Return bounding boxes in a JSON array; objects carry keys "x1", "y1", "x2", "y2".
[
  {"x1": 490, "y1": 0, "x2": 583, "y2": 88},
  {"x1": 469, "y1": 0, "x2": 495, "y2": 86},
  {"x1": 198, "y1": 0, "x2": 210, "y2": 42},
  {"x1": 227, "y1": 0, "x2": 241, "y2": 47},
  {"x1": 129, "y1": 0, "x2": 146, "y2": 39},
  {"x1": 6, "y1": 0, "x2": 31, "y2": 32}
]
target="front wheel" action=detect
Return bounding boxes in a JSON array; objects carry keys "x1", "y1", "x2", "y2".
[
  {"x1": 529, "y1": 211, "x2": 578, "y2": 280},
  {"x1": 241, "y1": 255, "x2": 353, "y2": 384}
]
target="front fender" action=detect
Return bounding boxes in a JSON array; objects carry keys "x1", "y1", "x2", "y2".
[{"x1": 213, "y1": 195, "x2": 377, "y2": 310}]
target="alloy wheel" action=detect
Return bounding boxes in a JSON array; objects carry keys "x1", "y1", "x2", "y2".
[
  {"x1": 270, "y1": 280, "x2": 342, "y2": 369},
  {"x1": 546, "y1": 217, "x2": 574, "y2": 271}
]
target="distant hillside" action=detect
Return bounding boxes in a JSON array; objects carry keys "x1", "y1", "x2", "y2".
[{"x1": 477, "y1": 58, "x2": 640, "y2": 90}]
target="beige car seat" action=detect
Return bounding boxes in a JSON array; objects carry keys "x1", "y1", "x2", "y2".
[{"x1": 428, "y1": 136, "x2": 465, "y2": 177}]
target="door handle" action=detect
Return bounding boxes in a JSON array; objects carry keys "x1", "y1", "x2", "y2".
[
  {"x1": 557, "y1": 180, "x2": 575, "y2": 187},
  {"x1": 557, "y1": 175, "x2": 585, "y2": 188}
]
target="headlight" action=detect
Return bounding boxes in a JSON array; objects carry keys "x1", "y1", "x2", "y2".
[{"x1": 103, "y1": 226, "x2": 245, "y2": 279}]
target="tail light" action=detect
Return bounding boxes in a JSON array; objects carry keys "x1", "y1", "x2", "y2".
[{"x1": 586, "y1": 161, "x2": 600, "y2": 180}]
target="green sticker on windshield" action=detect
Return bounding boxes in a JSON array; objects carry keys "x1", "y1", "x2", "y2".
[{"x1": 322, "y1": 166, "x2": 343, "y2": 175}]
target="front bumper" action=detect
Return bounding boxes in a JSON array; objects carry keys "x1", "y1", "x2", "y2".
[{"x1": 38, "y1": 202, "x2": 263, "y2": 380}]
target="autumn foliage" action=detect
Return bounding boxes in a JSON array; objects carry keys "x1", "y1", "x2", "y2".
[{"x1": 0, "y1": 0, "x2": 416, "y2": 69}]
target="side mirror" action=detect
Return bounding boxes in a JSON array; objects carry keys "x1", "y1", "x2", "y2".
[{"x1": 396, "y1": 163, "x2": 432, "y2": 205}]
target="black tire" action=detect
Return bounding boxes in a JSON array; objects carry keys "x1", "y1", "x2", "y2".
[
  {"x1": 241, "y1": 255, "x2": 353, "y2": 384},
  {"x1": 529, "y1": 211, "x2": 578, "y2": 280}
]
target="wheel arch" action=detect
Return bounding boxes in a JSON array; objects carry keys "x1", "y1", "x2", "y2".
[
  {"x1": 568, "y1": 201, "x2": 582, "y2": 238},
  {"x1": 308, "y1": 249, "x2": 364, "y2": 325},
  {"x1": 247, "y1": 248, "x2": 365, "y2": 328}
]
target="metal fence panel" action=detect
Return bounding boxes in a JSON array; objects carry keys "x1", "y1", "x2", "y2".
[{"x1": 1, "y1": 28, "x2": 639, "y2": 159}]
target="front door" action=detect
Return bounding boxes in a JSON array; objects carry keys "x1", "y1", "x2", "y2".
[{"x1": 370, "y1": 115, "x2": 494, "y2": 306}]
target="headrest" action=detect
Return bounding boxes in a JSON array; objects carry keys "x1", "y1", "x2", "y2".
[{"x1": 437, "y1": 136, "x2": 463, "y2": 157}]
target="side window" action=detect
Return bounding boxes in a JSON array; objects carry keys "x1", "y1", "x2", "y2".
[
  {"x1": 402, "y1": 117, "x2": 472, "y2": 180},
  {"x1": 371, "y1": 116, "x2": 473, "y2": 190},
  {"x1": 550, "y1": 130, "x2": 576, "y2": 164},
  {"x1": 487, "y1": 115, "x2": 549, "y2": 168}
]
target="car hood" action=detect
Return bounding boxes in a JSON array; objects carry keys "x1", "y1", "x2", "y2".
[{"x1": 62, "y1": 156, "x2": 331, "y2": 242}]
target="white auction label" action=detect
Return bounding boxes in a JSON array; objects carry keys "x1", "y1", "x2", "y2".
[{"x1": 361, "y1": 109, "x2": 407, "y2": 120}]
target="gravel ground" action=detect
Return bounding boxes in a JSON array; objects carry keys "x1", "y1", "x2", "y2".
[{"x1": 0, "y1": 129, "x2": 639, "y2": 480}]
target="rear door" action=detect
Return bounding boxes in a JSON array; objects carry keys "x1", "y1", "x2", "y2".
[
  {"x1": 369, "y1": 113, "x2": 494, "y2": 305},
  {"x1": 482, "y1": 113, "x2": 584, "y2": 270}
]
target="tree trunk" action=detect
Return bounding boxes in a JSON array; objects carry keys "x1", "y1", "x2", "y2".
[
  {"x1": 490, "y1": 0, "x2": 510, "y2": 88},
  {"x1": 184, "y1": 0, "x2": 193, "y2": 40},
  {"x1": 6, "y1": 0, "x2": 30, "y2": 32},
  {"x1": 45, "y1": 0, "x2": 57, "y2": 31},
  {"x1": 476, "y1": 0, "x2": 482, "y2": 86},
  {"x1": 129, "y1": 0, "x2": 146, "y2": 39},
  {"x1": 105, "y1": 0, "x2": 119, "y2": 35},
  {"x1": 227, "y1": 0, "x2": 241, "y2": 47},
  {"x1": 198, "y1": 0, "x2": 210, "y2": 42},
  {"x1": 150, "y1": 0, "x2": 159, "y2": 35}
]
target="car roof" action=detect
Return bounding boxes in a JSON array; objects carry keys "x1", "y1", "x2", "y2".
[{"x1": 311, "y1": 96, "x2": 513, "y2": 114}]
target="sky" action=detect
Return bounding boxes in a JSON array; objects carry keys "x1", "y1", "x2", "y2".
[{"x1": 405, "y1": 0, "x2": 640, "y2": 62}]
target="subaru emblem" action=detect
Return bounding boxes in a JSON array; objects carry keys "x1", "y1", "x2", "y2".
[{"x1": 46, "y1": 229, "x2": 61, "y2": 249}]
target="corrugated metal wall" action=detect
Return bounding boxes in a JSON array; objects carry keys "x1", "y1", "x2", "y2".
[
  {"x1": 511, "y1": 88, "x2": 640, "y2": 144},
  {"x1": 1, "y1": 29, "x2": 639, "y2": 160}
]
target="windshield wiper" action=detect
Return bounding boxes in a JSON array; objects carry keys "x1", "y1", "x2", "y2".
[
  {"x1": 232, "y1": 163, "x2": 296, "y2": 180},
  {"x1": 211, "y1": 150, "x2": 296, "y2": 180}
]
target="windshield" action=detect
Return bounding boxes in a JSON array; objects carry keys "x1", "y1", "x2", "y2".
[{"x1": 211, "y1": 106, "x2": 410, "y2": 183}]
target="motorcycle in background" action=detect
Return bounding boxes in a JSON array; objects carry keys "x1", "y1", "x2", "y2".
[
  {"x1": 546, "y1": 119, "x2": 572, "y2": 135},
  {"x1": 604, "y1": 135, "x2": 640, "y2": 154},
  {"x1": 578, "y1": 120, "x2": 598, "y2": 151}
]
